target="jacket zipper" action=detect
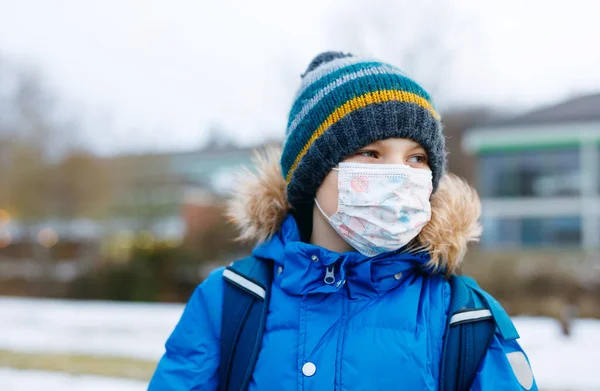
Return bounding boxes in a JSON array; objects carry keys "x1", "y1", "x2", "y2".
[
  {"x1": 324, "y1": 265, "x2": 336, "y2": 285},
  {"x1": 334, "y1": 258, "x2": 346, "y2": 391}
]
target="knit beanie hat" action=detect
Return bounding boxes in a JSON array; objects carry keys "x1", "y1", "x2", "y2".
[{"x1": 281, "y1": 51, "x2": 446, "y2": 210}]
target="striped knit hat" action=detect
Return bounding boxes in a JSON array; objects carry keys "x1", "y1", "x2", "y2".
[{"x1": 281, "y1": 51, "x2": 446, "y2": 209}]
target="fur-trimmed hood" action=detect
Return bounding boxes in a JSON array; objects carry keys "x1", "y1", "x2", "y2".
[{"x1": 227, "y1": 147, "x2": 482, "y2": 275}]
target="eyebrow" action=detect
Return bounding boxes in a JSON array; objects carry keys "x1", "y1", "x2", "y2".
[
  {"x1": 409, "y1": 145, "x2": 427, "y2": 152},
  {"x1": 366, "y1": 140, "x2": 426, "y2": 154}
]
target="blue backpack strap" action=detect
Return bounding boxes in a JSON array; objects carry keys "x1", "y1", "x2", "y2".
[
  {"x1": 219, "y1": 256, "x2": 273, "y2": 391},
  {"x1": 440, "y1": 275, "x2": 505, "y2": 391},
  {"x1": 461, "y1": 276, "x2": 519, "y2": 341}
]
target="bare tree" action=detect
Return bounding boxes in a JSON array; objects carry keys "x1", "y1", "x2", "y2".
[{"x1": 1, "y1": 58, "x2": 63, "y2": 221}]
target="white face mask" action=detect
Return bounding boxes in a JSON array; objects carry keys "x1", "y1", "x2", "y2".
[{"x1": 315, "y1": 162, "x2": 433, "y2": 257}]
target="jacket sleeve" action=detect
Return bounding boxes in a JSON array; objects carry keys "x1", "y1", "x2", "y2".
[
  {"x1": 470, "y1": 331, "x2": 538, "y2": 391},
  {"x1": 148, "y1": 267, "x2": 225, "y2": 391}
]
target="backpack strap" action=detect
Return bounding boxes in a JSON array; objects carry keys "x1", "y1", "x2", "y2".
[
  {"x1": 219, "y1": 256, "x2": 273, "y2": 391},
  {"x1": 440, "y1": 275, "x2": 518, "y2": 391},
  {"x1": 461, "y1": 276, "x2": 520, "y2": 341}
]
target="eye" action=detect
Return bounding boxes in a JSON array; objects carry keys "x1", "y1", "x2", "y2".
[
  {"x1": 357, "y1": 150, "x2": 379, "y2": 159},
  {"x1": 407, "y1": 154, "x2": 428, "y2": 164}
]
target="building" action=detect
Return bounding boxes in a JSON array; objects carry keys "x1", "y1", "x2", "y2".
[
  {"x1": 0, "y1": 141, "x2": 265, "y2": 258},
  {"x1": 463, "y1": 93, "x2": 600, "y2": 250},
  {"x1": 95, "y1": 142, "x2": 270, "y2": 244}
]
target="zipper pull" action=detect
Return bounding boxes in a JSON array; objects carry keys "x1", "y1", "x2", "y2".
[{"x1": 324, "y1": 265, "x2": 335, "y2": 285}]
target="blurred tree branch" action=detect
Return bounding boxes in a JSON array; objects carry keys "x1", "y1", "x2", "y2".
[{"x1": 1, "y1": 56, "x2": 109, "y2": 222}]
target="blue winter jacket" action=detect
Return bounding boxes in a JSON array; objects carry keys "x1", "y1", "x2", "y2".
[{"x1": 149, "y1": 213, "x2": 537, "y2": 390}]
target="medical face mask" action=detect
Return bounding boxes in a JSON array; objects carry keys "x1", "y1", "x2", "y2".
[{"x1": 315, "y1": 162, "x2": 433, "y2": 257}]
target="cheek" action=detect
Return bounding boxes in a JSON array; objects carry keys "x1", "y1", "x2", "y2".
[{"x1": 315, "y1": 170, "x2": 339, "y2": 216}]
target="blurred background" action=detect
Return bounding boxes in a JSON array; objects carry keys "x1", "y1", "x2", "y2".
[{"x1": 0, "y1": 0, "x2": 599, "y2": 390}]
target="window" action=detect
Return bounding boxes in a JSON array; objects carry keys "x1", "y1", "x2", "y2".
[
  {"x1": 478, "y1": 148, "x2": 581, "y2": 198},
  {"x1": 481, "y1": 216, "x2": 581, "y2": 249}
]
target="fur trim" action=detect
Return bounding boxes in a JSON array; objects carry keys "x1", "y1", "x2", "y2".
[
  {"x1": 226, "y1": 146, "x2": 291, "y2": 243},
  {"x1": 417, "y1": 173, "x2": 482, "y2": 275},
  {"x1": 227, "y1": 147, "x2": 481, "y2": 274}
]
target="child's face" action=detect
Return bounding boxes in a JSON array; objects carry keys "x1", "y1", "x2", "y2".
[{"x1": 315, "y1": 138, "x2": 430, "y2": 217}]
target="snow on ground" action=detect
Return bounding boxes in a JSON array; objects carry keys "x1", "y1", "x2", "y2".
[
  {"x1": 514, "y1": 317, "x2": 600, "y2": 391},
  {"x1": 0, "y1": 368, "x2": 146, "y2": 391},
  {"x1": 0, "y1": 296, "x2": 184, "y2": 361},
  {"x1": 0, "y1": 297, "x2": 599, "y2": 390}
]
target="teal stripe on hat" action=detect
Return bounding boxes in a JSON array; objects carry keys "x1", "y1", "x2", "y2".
[
  {"x1": 286, "y1": 73, "x2": 432, "y2": 150},
  {"x1": 287, "y1": 63, "x2": 432, "y2": 134},
  {"x1": 293, "y1": 56, "x2": 369, "y2": 100},
  {"x1": 288, "y1": 61, "x2": 383, "y2": 126},
  {"x1": 287, "y1": 65, "x2": 410, "y2": 138}
]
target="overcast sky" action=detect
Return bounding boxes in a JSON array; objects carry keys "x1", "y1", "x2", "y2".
[{"x1": 1, "y1": 0, "x2": 599, "y2": 155}]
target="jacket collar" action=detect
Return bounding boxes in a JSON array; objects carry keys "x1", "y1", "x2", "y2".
[{"x1": 252, "y1": 214, "x2": 431, "y2": 298}]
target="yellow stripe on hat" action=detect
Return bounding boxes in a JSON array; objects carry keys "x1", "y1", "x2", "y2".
[{"x1": 285, "y1": 89, "x2": 440, "y2": 183}]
